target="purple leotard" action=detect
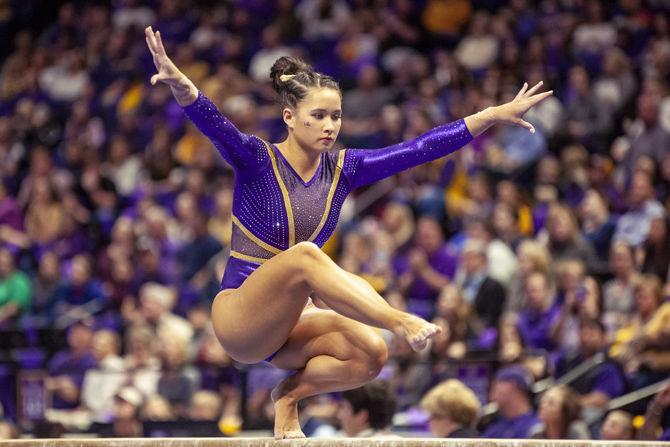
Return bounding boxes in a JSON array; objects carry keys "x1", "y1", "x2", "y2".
[{"x1": 183, "y1": 91, "x2": 473, "y2": 290}]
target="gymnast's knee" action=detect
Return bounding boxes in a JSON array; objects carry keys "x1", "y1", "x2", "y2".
[
  {"x1": 360, "y1": 333, "x2": 388, "y2": 380},
  {"x1": 289, "y1": 241, "x2": 326, "y2": 274}
]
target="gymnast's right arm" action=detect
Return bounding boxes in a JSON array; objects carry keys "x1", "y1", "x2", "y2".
[{"x1": 145, "y1": 26, "x2": 261, "y2": 173}]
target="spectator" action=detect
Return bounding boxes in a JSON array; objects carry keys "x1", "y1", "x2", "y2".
[
  {"x1": 543, "y1": 203, "x2": 599, "y2": 270},
  {"x1": 420, "y1": 379, "x2": 480, "y2": 438},
  {"x1": 31, "y1": 251, "x2": 60, "y2": 317},
  {"x1": 620, "y1": 93, "x2": 670, "y2": 182},
  {"x1": 157, "y1": 338, "x2": 195, "y2": 417},
  {"x1": 562, "y1": 65, "x2": 613, "y2": 153},
  {"x1": 395, "y1": 216, "x2": 457, "y2": 319},
  {"x1": 641, "y1": 216, "x2": 670, "y2": 280},
  {"x1": 638, "y1": 383, "x2": 670, "y2": 441},
  {"x1": 533, "y1": 385, "x2": 590, "y2": 439},
  {"x1": 45, "y1": 321, "x2": 97, "y2": 410},
  {"x1": 0, "y1": 247, "x2": 31, "y2": 326},
  {"x1": 102, "y1": 386, "x2": 143, "y2": 438},
  {"x1": 0, "y1": 420, "x2": 19, "y2": 439},
  {"x1": 516, "y1": 271, "x2": 560, "y2": 352},
  {"x1": 599, "y1": 410, "x2": 634, "y2": 441},
  {"x1": 80, "y1": 329, "x2": 126, "y2": 424},
  {"x1": 132, "y1": 282, "x2": 193, "y2": 344},
  {"x1": 555, "y1": 318, "x2": 626, "y2": 413},
  {"x1": 50, "y1": 254, "x2": 107, "y2": 326},
  {"x1": 614, "y1": 170, "x2": 665, "y2": 248},
  {"x1": 454, "y1": 239, "x2": 506, "y2": 332},
  {"x1": 141, "y1": 395, "x2": 174, "y2": 422},
  {"x1": 579, "y1": 189, "x2": 616, "y2": 262},
  {"x1": 336, "y1": 380, "x2": 398, "y2": 438},
  {"x1": 610, "y1": 275, "x2": 670, "y2": 384},
  {"x1": 507, "y1": 239, "x2": 552, "y2": 313},
  {"x1": 482, "y1": 364, "x2": 543, "y2": 439},
  {"x1": 124, "y1": 325, "x2": 161, "y2": 398},
  {"x1": 602, "y1": 241, "x2": 640, "y2": 336}
]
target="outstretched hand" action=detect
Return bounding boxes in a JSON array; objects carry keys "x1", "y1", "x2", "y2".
[
  {"x1": 145, "y1": 26, "x2": 182, "y2": 87},
  {"x1": 495, "y1": 81, "x2": 553, "y2": 133}
]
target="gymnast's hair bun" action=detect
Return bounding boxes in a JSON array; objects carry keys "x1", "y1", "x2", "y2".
[{"x1": 270, "y1": 56, "x2": 313, "y2": 93}]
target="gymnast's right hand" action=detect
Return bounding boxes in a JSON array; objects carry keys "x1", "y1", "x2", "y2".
[{"x1": 145, "y1": 26, "x2": 197, "y2": 105}]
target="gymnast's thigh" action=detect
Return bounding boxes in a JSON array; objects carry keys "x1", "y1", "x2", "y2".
[
  {"x1": 269, "y1": 308, "x2": 388, "y2": 371},
  {"x1": 210, "y1": 250, "x2": 312, "y2": 364}
]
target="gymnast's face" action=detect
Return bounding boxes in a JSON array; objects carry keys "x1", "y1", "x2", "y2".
[{"x1": 284, "y1": 87, "x2": 342, "y2": 152}]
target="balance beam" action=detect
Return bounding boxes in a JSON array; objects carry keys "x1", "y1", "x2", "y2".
[{"x1": 0, "y1": 439, "x2": 667, "y2": 446}]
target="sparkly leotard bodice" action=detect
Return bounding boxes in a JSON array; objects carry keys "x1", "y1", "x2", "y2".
[{"x1": 183, "y1": 92, "x2": 473, "y2": 289}]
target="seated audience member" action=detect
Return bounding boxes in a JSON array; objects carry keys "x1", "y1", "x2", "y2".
[
  {"x1": 614, "y1": 170, "x2": 665, "y2": 248},
  {"x1": 140, "y1": 395, "x2": 174, "y2": 421},
  {"x1": 189, "y1": 390, "x2": 223, "y2": 421},
  {"x1": 81, "y1": 329, "x2": 127, "y2": 423},
  {"x1": 46, "y1": 321, "x2": 97, "y2": 409},
  {"x1": 131, "y1": 282, "x2": 193, "y2": 343},
  {"x1": 50, "y1": 254, "x2": 107, "y2": 325},
  {"x1": 579, "y1": 189, "x2": 616, "y2": 262},
  {"x1": 599, "y1": 410, "x2": 634, "y2": 441},
  {"x1": 506, "y1": 239, "x2": 552, "y2": 314},
  {"x1": 610, "y1": 275, "x2": 670, "y2": 383},
  {"x1": 555, "y1": 318, "x2": 626, "y2": 413},
  {"x1": 124, "y1": 325, "x2": 161, "y2": 397},
  {"x1": 187, "y1": 390, "x2": 224, "y2": 436},
  {"x1": 516, "y1": 271, "x2": 560, "y2": 352},
  {"x1": 533, "y1": 385, "x2": 590, "y2": 439},
  {"x1": 550, "y1": 259, "x2": 597, "y2": 353},
  {"x1": 0, "y1": 420, "x2": 19, "y2": 439},
  {"x1": 0, "y1": 247, "x2": 31, "y2": 326},
  {"x1": 638, "y1": 383, "x2": 670, "y2": 441},
  {"x1": 602, "y1": 241, "x2": 639, "y2": 336},
  {"x1": 394, "y1": 216, "x2": 458, "y2": 319},
  {"x1": 420, "y1": 379, "x2": 480, "y2": 438},
  {"x1": 482, "y1": 364, "x2": 543, "y2": 439},
  {"x1": 101, "y1": 386, "x2": 144, "y2": 438},
  {"x1": 543, "y1": 203, "x2": 599, "y2": 271},
  {"x1": 337, "y1": 380, "x2": 399, "y2": 438},
  {"x1": 641, "y1": 216, "x2": 670, "y2": 280},
  {"x1": 454, "y1": 239, "x2": 506, "y2": 333},
  {"x1": 157, "y1": 338, "x2": 195, "y2": 417}
]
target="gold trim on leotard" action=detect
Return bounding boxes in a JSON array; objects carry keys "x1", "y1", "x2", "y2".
[
  {"x1": 262, "y1": 140, "x2": 296, "y2": 248},
  {"x1": 309, "y1": 149, "x2": 345, "y2": 242},
  {"x1": 232, "y1": 215, "x2": 282, "y2": 255},
  {"x1": 230, "y1": 250, "x2": 268, "y2": 264}
]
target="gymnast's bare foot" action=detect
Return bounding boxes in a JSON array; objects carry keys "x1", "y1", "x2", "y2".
[
  {"x1": 271, "y1": 378, "x2": 305, "y2": 440},
  {"x1": 397, "y1": 314, "x2": 441, "y2": 351}
]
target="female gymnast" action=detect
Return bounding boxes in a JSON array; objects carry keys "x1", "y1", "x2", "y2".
[{"x1": 145, "y1": 26, "x2": 552, "y2": 439}]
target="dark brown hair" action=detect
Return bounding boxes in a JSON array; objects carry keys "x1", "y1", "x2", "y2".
[{"x1": 270, "y1": 56, "x2": 341, "y2": 110}]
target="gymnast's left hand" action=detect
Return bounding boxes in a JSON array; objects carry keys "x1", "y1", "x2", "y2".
[{"x1": 491, "y1": 81, "x2": 553, "y2": 133}]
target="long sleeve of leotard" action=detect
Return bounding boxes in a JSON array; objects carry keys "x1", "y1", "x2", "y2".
[
  {"x1": 182, "y1": 91, "x2": 265, "y2": 173},
  {"x1": 343, "y1": 118, "x2": 473, "y2": 189}
]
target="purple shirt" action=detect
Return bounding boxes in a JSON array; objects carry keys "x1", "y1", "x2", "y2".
[
  {"x1": 182, "y1": 92, "x2": 473, "y2": 290},
  {"x1": 517, "y1": 304, "x2": 561, "y2": 352},
  {"x1": 482, "y1": 412, "x2": 543, "y2": 439},
  {"x1": 47, "y1": 350, "x2": 97, "y2": 409},
  {"x1": 393, "y1": 244, "x2": 458, "y2": 301}
]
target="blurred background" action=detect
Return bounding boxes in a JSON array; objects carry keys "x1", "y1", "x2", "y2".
[{"x1": 0, "y1": 0, "x2": 669, "y2": 441}]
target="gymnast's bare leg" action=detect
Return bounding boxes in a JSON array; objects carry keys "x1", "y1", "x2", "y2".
[
  {"x1": 210, "y1": 242, "x2": 438, "y2": 437},
  {"x1": 211, "y1": 241, "x2": 438, "y2": 363},
  {"x1": 269, "y1": 309, "x2": 388, "y2": 438}
]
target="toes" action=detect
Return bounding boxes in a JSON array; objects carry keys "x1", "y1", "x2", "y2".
[{"x1": 284, "y1": 431, "x2": 306, "y2": 439}]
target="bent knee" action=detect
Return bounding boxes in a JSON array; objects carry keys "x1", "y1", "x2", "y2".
[
  {"x1": 290, "y1": 241, "x2": 322, "y2": 259},
  {"x1": 287, "y1": 241, "x2": 325, "y2": 275},
  {"x1": 357, "y1": 331, "x2": 388, "y2": 380}
]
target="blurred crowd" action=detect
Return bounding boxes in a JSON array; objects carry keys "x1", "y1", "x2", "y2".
[{"x1": 0, "y1": 0, "x2": 670, "y2": 441}]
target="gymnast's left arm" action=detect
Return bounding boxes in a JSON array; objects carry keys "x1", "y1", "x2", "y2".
[{"x1": 344, "y1": 81, "x2": 552, "y2": 189}]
